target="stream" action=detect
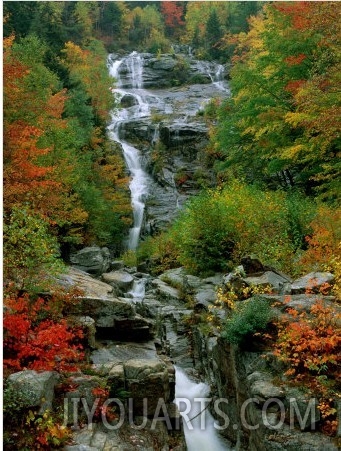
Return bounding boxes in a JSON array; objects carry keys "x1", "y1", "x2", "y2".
[
  {"x1": 175, "y1": 366, "x2": 230, "y2": 450},
  {"x1": 106, "y1": 50, "x2": 231, "y2": 450},
  {"x1": 107, "y1": 50, "x2": 230, "y2": 249}
]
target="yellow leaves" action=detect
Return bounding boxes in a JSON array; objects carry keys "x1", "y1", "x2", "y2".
[
  {"x1": 280, "y1": 143, "x2": 306, "y2": 161},
  {"x1": 62, "y1": 41, "x2": 87, "y2": 66},
  {"x1": 285, "y1": 111, "x2": 312, "y2": 127}
]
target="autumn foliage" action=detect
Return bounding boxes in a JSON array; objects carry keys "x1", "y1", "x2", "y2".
[
  {"x1": 274, "y1": 298, "x2": 341, "y2": 435},
  {"x1": 3, "y1": 293, "x2": 84, "y2": 373}
]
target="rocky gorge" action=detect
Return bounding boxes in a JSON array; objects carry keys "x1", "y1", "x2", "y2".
[
  {"x1": 6, "y1": 51, "x2": 340, "y2": 450},
  {"x1": 7, "y1": 244, "x2": 339, "y2": 450}
]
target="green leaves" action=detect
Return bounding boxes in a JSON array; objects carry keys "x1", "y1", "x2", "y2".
[
  {"x1": 222, "y1": 296, "x2": 273, "y2": 345},
  {"x1": 167, "y1": 182, "x2": 316, "y2": 275},
  {"x1": 3, "y1": 207, "x2": 65, "y2": 292},
  {"x1": 212, "y1": 3, "x2": 340, "y2": 200}
]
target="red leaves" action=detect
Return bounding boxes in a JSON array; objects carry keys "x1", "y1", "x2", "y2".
[
  {"x1": 3, "y1": 294, "x2": 84, "y2": 372},
  {"x1": 274, "y1": 1, "x2": 312, "y2": 30},
  {"x1": 161, "y1": 2, "x2": 185, "y2": 29},
  {"x1": 284, "y1": 79, "x2": 305, "y2": 95},
  {"x1": 273, "y1": 299, "x2": 341, "y2": 435}
]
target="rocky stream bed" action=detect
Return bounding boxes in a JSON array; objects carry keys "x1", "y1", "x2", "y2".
[{"x1": 7, "y1": 244, "x2": 339, "y2": 450}]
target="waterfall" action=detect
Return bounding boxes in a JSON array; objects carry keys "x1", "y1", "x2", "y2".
[
  {"x1": 196, "y1": 60, "x2": 228, "y2": 92},
  {"x1": 175, "y1": 366, "x2": 230, "y2": 450},
  {"x1": 128, "y1": 278, "x2": 147, "y2": 301},
  {"x1": 108, "y1": 53, "x2": 151, "y2": 250},
  {"x1": 126, "y1": 51, "x2": 144, "y2": 89},
  {"x1": 108, "y1": 51, "x2": 230, "y2": 250}
]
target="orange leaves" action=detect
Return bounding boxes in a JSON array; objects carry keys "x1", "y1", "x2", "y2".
[
  {"x1": 275, "y1": 298, "x2": 341, "y2": 377},
  {"x1": 274, "y1": 298, "x2": 340, "y2": 435},
  {"x1": 274, "y1": 1, "x2": 312, "y2": 30},
  {"x1": 285, "y1": 53, "x2": 307, "y2": 66},
  {"x1": 161, "y1": 1, "x2": 185, "y2": 29},
  {"x1": 3, "y1": 37, "x2": 67, "y2": 216}
]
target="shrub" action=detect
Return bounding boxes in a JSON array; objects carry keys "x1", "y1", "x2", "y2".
[
  {"x1": 3, "y1": 207, "x2": 65, "y2": 292},
  {"x1": 137, "y1": 232, "x2": 178, "y2": 275},
  {"x1": 299, "y1": 205, "x2": 341, "y2": 298},
  {"x1": 221, "y1": 296, "x2": 273, "y2": 345},
  {"x1": 3, "y1": 294, "x2": 84, "y2": 372},
  {"x1": 121, "y1": 249, "x2": 137, "y2": 267},
  {"x1": 168, "y1": 181, "x2": 316, "y2": 274},
  {"x1": 273, "y1": 299, "x2": 341, "y2": 435}
]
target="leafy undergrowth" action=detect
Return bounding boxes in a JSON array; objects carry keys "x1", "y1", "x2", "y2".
[
  {"x1": 273, "y1": 297, "x2": 341, "y2": 436},
  {"x1": 3, "y1": 292, "x2": 85, "y2": 373},
  {"x1": 3, "y1": 288, "x2": 86, "y2": 449}
]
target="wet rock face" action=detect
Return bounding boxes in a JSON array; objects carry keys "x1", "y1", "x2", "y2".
[{"x1": 108, "y1": 51, "x2": 230, "y2": 237}]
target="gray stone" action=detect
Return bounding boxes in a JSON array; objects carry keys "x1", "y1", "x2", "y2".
[
  {"x1": 285, "y1": 387, "x2": 321, "y2": 430},
  {"x1": 160, "y1": 267, "x2": 203, "y2": 290},
  {"x1": 151, "y1": 278, "x2": 181, "y2": 301},
  {"x1": 74, "y1": 296, "x2": 135, "y2": 328},
  {"x1": 244, "y1": 271, "x2": 291, "y2": 293},
  {"x1": 102, "y1": 271, "x2": 134, "y2": 291},
  {"x1": 64, "y1": 376, "x2": 102, "y2": 425},
  {"x1": 112, "y1": 313, "x2": 155, "y2": 341},
  {"x1": 58, "y1": 267, "x2": 114, "y2": 299},
  {"x1": 124, "y1": 359, "x2": 171, "y2": 415},
  {"x1": 250, "y1": 379, "x2": 285, "y2": 401},
  {"x1": 120, "y1": 93, "x2": 138, "y2": 108},
  {"x1": 159, "y1": 122, "x2": 208, "y2": 148},
  {"x1": 110, "y1": 260, "x2": 124, "y2": 271},
  {"x1": 194, "y1": 285, "x2": 217, "y2": 306},
  {"x1": 90, "y1": 431, "x2": 107, "y2": 449},
  {"x1": 65, "y1": 446, "x2": 98, "y2": 451},
  {"x1": 7, "y1": 370, "x2": 59, "y2": 414},
  {"x1": 291, "y1": 271, "x2": 334, "y2": 294},
  {"x1": 70, "y1": 246, "x2": 110, "y2": 275}
]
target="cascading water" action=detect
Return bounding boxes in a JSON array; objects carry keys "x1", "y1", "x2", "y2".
[
  {"x1": 107, "y1": 51, "x2": 229, "y2": 250},
  {"x1": 175, "y1": 366, "x2": 230, "y2": 450},
  {"x1": 196, "y1": 60, "x2": 228, "y2": 92},
  {"x1": 108, "y1": 53, "x2": 151, "y2": 250}
]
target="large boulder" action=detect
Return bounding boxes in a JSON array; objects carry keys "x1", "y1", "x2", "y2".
[
  {"x1": 159, "y1": 122, "x2": 208, "y2": 148},
  {"x1": 244, "y1": 271, "x2": 292, "y2": 294},
  {"x1": 7, "y1": 370, "x2": 59, "y2": 414},
  {"x1": 58, "y1": 267, "x2": 114, "y2": 299},
  {"x1": 102, "y1": 270, "x2": 134, "y2": 292},
  {"x1": 70, "y1": 246, "x2": 111, "y2": 275},
  {"x1": 124, "y1": 358, "x2": 172, "y2": 416},
  {"x1": 291, "y1": 272, "x2": 334, "y2": 294},
  {"x1": 75, "y1": 297, "x2": 135, "y2": 328}
]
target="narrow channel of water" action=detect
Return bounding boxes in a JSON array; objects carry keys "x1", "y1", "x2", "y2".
[
  {"x1": 175, "y1": 366, "x2": 230, "y2": 450},
  {"x1": 108, "y1": 53, "x2": 151, "y2": 250}
]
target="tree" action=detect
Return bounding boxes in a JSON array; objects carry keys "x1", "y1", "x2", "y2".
[
  {"x1": 206, "y1": 8, "x2": 222, "y2": 59},
  {"x1": 211, "y1": 2, "x2": 340, "y2": 200},
  {"x1": 161, "y1": 1, "x2": 185, "y2": 39}
]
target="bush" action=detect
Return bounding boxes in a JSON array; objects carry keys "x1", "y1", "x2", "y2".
[
  {"x1": 3, "y1": 207, "x2": 65, "y2": 292},
  {"x1": 168, "y1": 181, "x2": 316, "y2": 275},
  {"x1": 137, "y1": 232, "x2": 178, "y2": 275},
  {"x1": 273, "y1": 299, "x2": 341, "y2": 436},
  {"x1": 222, "y1": 296, "x2": 273, "y2": 345},
  {"x1": 3, "y1": 293, "x2": 84, "y2": 372}
]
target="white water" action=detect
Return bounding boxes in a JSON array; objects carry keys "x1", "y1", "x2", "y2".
[
  {"x1": 196, "y1": 61, "x2": 228, "y2": 92},
  {"x1": 128, "y1": 278, "x2": 147, "y2": 302},
  {"x1": 108, "y1": 52, "x2": 229, "y2": 250},
  {"x1": 175, "y1": 366, "x2": 230, "y2": 450},
  {"x1": 108, "y1": 53, "x2": 151, "y2": 250}
]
